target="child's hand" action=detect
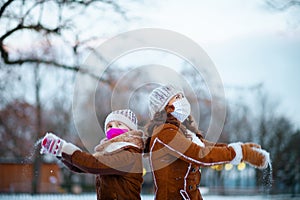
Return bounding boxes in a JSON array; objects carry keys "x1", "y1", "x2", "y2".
[
  {"x1": 40, "y1": 132, "x2": 65, "y2": 156},
  {"x1": 40, "y1": 132, "x2": 82, "y2": 157}
]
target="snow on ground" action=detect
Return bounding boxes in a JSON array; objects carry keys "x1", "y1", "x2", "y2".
[{"x1": 0, "y1": 194, "x2": 299, "y2": 200}]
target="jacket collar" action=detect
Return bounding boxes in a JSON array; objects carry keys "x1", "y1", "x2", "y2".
[
  {"x1": 94, "y1": 130, "x2": 144, "y2": 155},
  {"x1": 154, "y1": 123, "x2": 205, "y2": 147}
]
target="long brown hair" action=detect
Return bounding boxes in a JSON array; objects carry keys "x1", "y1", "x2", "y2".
[{"x1": 144, "y1": 104, "x2": 203, "y2": 153}]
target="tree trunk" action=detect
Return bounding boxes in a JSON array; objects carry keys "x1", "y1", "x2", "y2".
[{"x1": 32, "y1": 65, "x2": 43, "y2": 194}]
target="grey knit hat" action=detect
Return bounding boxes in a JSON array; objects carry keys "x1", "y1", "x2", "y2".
[
  {"x1": 149, "y1": 84, "x2": 183, "y2": 119},
  {"x1": 104, "y1": 109, "x2": 138, "y2": 132}
]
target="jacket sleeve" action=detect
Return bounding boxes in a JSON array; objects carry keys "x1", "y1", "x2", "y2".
[
  {"x1": 59, "y1": 156, "x2": 86, "y2": 173},
  {"x1": 61, "y1": 148, "x2": 141, "y2": 175},
  {"x1": 153, "y1": 126, "x2": 236, "y2": 166},
  {"x1": 195, "y1": 131, "x2": 227, "y2": 147},
  {"x1": 202, "y1": 138, "x2": 228, "y2": 147}
]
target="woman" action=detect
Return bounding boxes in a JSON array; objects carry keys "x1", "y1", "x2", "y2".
[
  {"x1": 144, "y1": 84, "x2": 270, "y2": 200},
  {"x1": 41, "y1": 109, "x2": 144, "y2": 200}
]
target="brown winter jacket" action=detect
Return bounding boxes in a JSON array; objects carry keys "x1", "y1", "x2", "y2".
[
  {"x1": 149, "y1": 123, "x2": 237, "y2": 200},
  {"x1": 60, "y1": 130, "x2": 144, "y2": 200}
]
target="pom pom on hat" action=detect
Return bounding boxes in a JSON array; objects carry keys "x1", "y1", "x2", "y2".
[
  {"x1": 149, "y1": 84, "x2": 183, "y2": 119},
  {"x1": 104, "y1": 109, "x2": 138, "y2": 132}
]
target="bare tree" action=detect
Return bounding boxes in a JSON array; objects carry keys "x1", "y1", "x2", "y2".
[
  {"x1": 281, "y1": 130, "x2": 300, "y2": 196},
  {"x1": 0, "y1": 100, "x2": 36, "y2": 158},
  {"x1": 0, "y1": 0, "x2": 133, "y2": 80},
  {"x1": 249, "y1": 86, "x2": 297, "y2": 193},
  {"x1": 0, "y1": 0, "x2": 139, "y2": 194}
]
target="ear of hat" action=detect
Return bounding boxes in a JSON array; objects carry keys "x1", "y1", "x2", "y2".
[
  {"x1": 149, "y1": 84, "x2": 183, "y2": 119},
  {"x1": 104, "y1": 109, "x2": 138, "y2": 133}
]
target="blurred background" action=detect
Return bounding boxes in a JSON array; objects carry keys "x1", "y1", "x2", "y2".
[{"x1": 0, "y1": 0, "x2": 299, "y2": 199}]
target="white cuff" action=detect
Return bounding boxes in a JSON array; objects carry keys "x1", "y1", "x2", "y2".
[
  {"x1": 228, "y1": 142, "x2": 243, "y2": 165},
  {"x1": 59, "y1": 142, "x2": 81, "y2": 156}
]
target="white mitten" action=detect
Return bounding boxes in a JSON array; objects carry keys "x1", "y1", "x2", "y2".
[{"x1": 41, "y1": 132, "x2": 81, "y2": 157}]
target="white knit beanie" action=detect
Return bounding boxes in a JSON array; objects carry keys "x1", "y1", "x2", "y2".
[
  {"x1": 149, "y1": 84, "x2": 183, "y2": 119},
  {"x1": 104, "y1": 109, "x2": 138, "y2": 132}
]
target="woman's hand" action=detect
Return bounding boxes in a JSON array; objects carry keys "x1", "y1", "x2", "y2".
[
  {"x1": 242, "y1": 144, "x2": 270, "y2": 169},
  {"x1": 229, "y1": 142, "x2": 270, "y2": 169}
]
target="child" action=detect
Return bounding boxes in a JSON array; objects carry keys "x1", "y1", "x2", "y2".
[
  {"x1": 41, "y1": 109, "x2": 144, "y2": 200},
  {"x1": 144, "y1": 84, "x2": 270, "y2": 200}
]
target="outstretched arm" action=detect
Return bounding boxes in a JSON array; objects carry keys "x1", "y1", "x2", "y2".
[
  {"x1": 61, "y1": 148, "x2": 141, "y2": 175},
  {"x1": 59, "y1": 157, "x2": 85, "y2": 173},
  {"x1": 40, "y1": 132, "x2": 141, "y2": 175},
  {"x1": 153, "y1": 124, "x2": 269, "y2": 168},
  {"x1": 152, "y1": 126, "x2": 236, "y2": 166}
]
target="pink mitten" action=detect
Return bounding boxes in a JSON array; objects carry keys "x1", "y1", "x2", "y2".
[
  {"x1": 40, "y1": 132, "x2": 65, "y2": 156},
  {"x1": 41, "y1": 132, "x2": 81, "y2": 157}
]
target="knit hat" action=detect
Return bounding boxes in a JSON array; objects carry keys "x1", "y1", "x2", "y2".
[
  {"x1": 104, "y1": 109, "x2": 138, "y2": 132},
  {"x1": 149, "y1": 84, "x2": 183, "y2": 119}
]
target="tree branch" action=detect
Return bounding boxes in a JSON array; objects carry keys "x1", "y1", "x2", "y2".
[
  {"x1": 266, "y1": 0, "x2": 300, "y2": 11},
  {"x1": 0, "y1": 0, "x2": 14, "y2": 18},
  {"x1": 0, "y1": 23, "x2": 60, "y2": 42},
  {"x1": 0, "y1": 0, "x2": 128, "y2": 84},
  {"x1": 0, "y1": 22, "x2": 61, "y2": 66},
  {"x1": 62, "y1": 0, "x2": 128, "y2": 19},
  {"x1": 2, "y1": 57, "x2": 103, "y2": 80}
]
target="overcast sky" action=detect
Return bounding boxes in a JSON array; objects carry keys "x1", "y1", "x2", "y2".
[
  {"x1": 4, "y1": 0, "x2": 299, "y2": 128},
  {"x1": 121, "y1": 0, "x2": 300, "y2": 128}
]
